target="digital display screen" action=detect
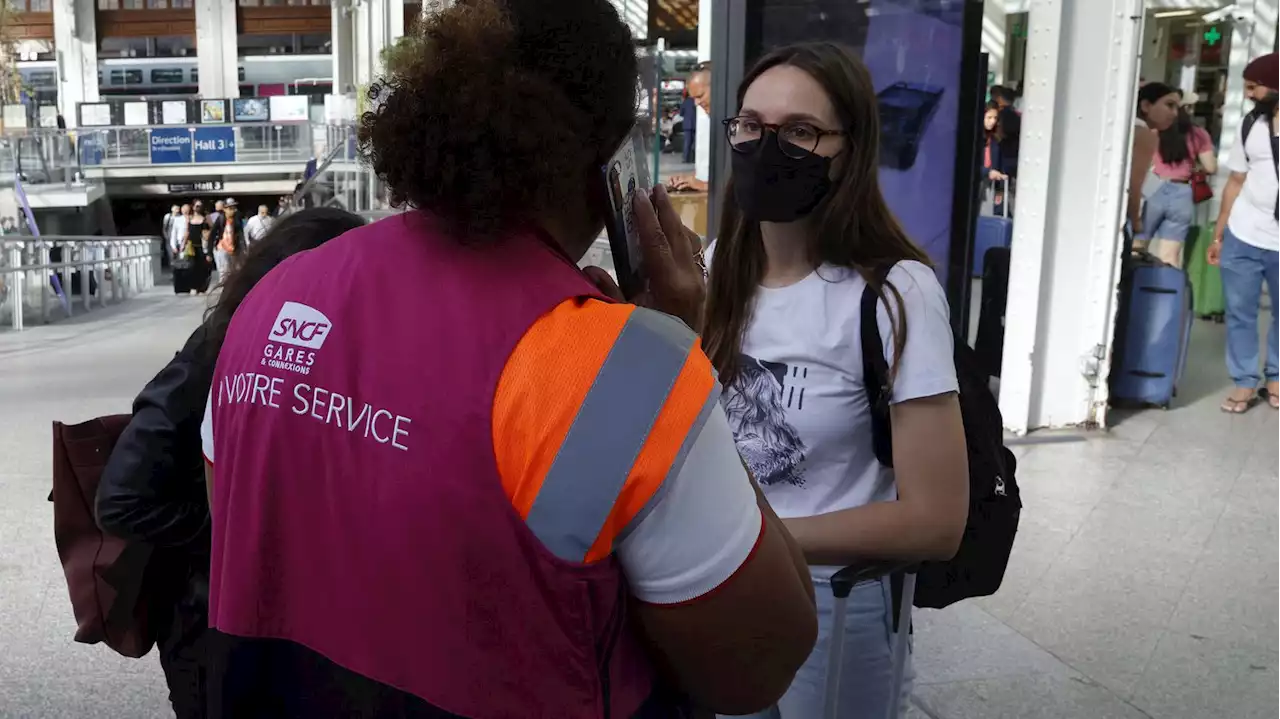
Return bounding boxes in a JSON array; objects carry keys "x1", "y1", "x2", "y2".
[
  {"x1": 233, "y1": 97, "x2": 270, "y2": 123},
  {"x1": 745, "y1": 0, "x2": 968, "y2": 287}
]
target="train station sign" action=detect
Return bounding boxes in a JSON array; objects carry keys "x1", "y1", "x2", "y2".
[
  {"x1": 149, "y1": 128, "x2": 192, "y2": 164},
  {"x1": 167, "y1": 181, "x2": 224, "y2": 193},
  {"x1": 193, "y1": 127, "x2": 237, "y2": 163}
]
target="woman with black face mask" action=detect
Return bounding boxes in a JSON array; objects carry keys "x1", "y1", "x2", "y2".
[{"x1": 703, "y1": 43, "x2": 969, "y2": 718}]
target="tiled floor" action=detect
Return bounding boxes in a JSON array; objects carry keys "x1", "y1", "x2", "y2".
[{"x1": 0, "y1": 288, "x2": 1275, "y2": 719}]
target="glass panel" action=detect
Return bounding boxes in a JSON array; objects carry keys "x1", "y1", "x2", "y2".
[
  {"x1": 146, "y1": 0, "x2": 167, "y2": 7},
  {"x1": 151, "y1": 68, "x2": 185, "y2": 84},
  {"x1": 743, "y1": 0, "x2": 968, "y2": 285},
  {"x1": 31, "y1": 0, "x2": 52, "y2": 9}
]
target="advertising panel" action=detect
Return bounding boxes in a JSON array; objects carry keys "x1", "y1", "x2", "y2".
[{"x1": 744, "y1": 0, "x2": 973, "y2": 289}]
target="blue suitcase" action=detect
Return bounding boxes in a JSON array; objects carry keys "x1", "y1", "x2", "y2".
[
  {"x1": 1109, "y1": 255, "x2": 1193, "y2": 408},
  {"x1": 973, "y1": 216, "x2": 1013, "y2": 277},
  {"x1": 972, "y1": 180, "x2": 1013, "y2": 277}
]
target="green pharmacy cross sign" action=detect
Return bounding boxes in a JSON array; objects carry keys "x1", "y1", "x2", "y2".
[{"x1": 1203, "y1": 26, "x2": 1223, "y2": 47}]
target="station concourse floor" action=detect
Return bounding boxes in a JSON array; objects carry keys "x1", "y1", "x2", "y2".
[{"x1": 0, "y1": 288, "x2": 1275, "y2": 719}]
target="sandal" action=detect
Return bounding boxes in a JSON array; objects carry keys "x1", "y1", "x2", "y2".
[
  {"x1": 1220, "y1": 388, "x2": 1260, "y2": 414},
  {"x1": 1265, "y1": 383, "x2": 1279, "y2": 410}
]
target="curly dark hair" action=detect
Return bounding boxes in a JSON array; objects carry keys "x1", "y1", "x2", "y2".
[
  {"x1": 202, "y1": 207, "x2": 365, "y2": 361},
  {"x1": 358, "y1": 0, "x2": 639, "y2": 239}
]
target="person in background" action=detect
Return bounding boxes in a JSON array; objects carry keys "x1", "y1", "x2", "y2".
[
  {"x1": 201, "y1": 1, "x2": 817, "y2": 716},
  {"x1": 703, "y1": 42, "x2": 969, "y2": 718},
  {"x1": 167, "y1": 204, "x2": 191, "y2": 260},
  {"x1": 183, "y1": 201, "x2": 213, "y2": 296},
  {"x1": 163, "y1": 205, "x2": 181, "y2": 249},
  {"x1": 207, "y1": 200, "x2": 225, "y2": 234},
  {"x1": 980, "y1": 100, "x2": 1015, "y2": 216},
  {"x1": 1129, "y1": 82, "x2": 1179, "y2": 246},
  {"x1": 96, "y1": 208, "x2": 366, "y2": 719},
  {"x1": 244, "y1": 205, "x2": 273, "y2": 247},
  {"x1": 989, "y1": 85, "x2": 1021, "y2": 184},
  {"x1": 669, "y1": 61, "x2": 712, "y2": 193},
  {"x1": 1143, "y1": 98, "x2": 1217, "y2": 268},
  {"x1": 207, "y1": 198, "x2": 244, "y2": 280},
  {"x1": 1208, "y1": 52, "x2": 1279, "y2": 412}
]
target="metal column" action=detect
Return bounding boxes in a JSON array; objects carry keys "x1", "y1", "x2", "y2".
[{"x1": 998, "y1": 0, "x2": 1146, "y2": 433}]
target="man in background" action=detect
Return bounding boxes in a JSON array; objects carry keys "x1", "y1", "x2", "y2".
[
  {"x1": 245, "y1": 204, "x2": 273, "y2": 247},
  {"x1": 167, "y1": 204, "x2": 190, "y2": 259},
  {"x1": 669, "y1": 62, "x2": 711, "y2": 193},
  {"x1": 162, "y1": 205, "x2": 180, "y2": 244}
]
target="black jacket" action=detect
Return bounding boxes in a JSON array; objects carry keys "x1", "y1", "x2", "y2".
[
  {"x1": 97, "y1": 324, "x2": 215, "y2": 593},
  {"x1": 206, "y1": 213, "x2": 245, "y2": 257}
]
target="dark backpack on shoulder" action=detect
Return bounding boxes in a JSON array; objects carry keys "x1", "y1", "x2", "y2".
[
  {"x1": 859, "y1": 268, "x2": 1022, "y2": 609},
  {"x1": 1241, "y1": 108, "x2": 1279, "y2": 221}
]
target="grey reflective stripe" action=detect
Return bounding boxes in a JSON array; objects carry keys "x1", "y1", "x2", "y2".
[
  {"x1": 525, "y1": 308, "x2": 697, "y2": 561},
  {"x1": 616, "y1": 380, "x2": 722, "y2": 546}
]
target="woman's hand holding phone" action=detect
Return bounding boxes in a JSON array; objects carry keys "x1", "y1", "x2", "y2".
[{"x1": 583, "y1": 185, "x2": 706, "y2": 330}]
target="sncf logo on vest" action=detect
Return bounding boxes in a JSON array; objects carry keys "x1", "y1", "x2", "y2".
[
  {"x1": 263, "y1": 301, "x2": 330, "y2": 375},
  {"x1": 218, "y1": 371, "x2": 413, "y2": 452}
]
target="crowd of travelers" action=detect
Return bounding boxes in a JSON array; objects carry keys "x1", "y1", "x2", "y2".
[
  {"x1": 163, "y1": 199, "x2": 274, "y2": 296},
  {"x1": 55, "y1": 0, "x2": 1273, "y2": 717}
]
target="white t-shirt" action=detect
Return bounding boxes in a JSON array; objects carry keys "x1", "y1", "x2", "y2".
[
  {"x1": 1226, "y1": 112, "x2": 1279, "y2": 252},
  {"x1": 201, "y1": 373, "x2": 762, "y2": 607},
  {"x1": 718, "y1": 260, "x2": 958, "y2": 571}
]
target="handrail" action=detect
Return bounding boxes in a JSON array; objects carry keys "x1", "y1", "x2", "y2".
[
  {"x1": 2, "y1": 235, "x2": 161, "y2": 331},
  {"x1": 291, "y1": 141, "x2": 348, "y2": 209},
  {"x1": 8, "y1": 235, "x2": 160, "y2": 242}
]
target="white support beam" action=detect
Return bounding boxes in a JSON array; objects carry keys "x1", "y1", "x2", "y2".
[
  {"x1": 999, "y1": 0, "x2": 1145, "y2": 433},
  {"x1": 695, "y1": 0, "x2": 712, "y2": 183},
  {"x1": 52, "y1": 0, "x2": 98, "y2": 127},
  {"x1": 195, "y1": 0, "x2": 239, "y2": 99},
  {"x1": 982, "y1": 0, "x2": 1009, "y2": 84},
  {"x1": 332, "y1": 1, "x2": 356, "y2": 94}
]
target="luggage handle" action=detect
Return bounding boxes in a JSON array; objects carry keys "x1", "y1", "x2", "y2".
[
  {"x1": 823, "y1": 561, "x2": 919, "y2": 719},
  {"x1": 990, "y1": 177, "x2": 1012, "y2": 218},
  {"x1": 829, "y1": 560, "x2": 919, "y2": 599}
]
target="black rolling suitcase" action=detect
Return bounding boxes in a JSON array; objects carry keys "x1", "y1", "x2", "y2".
[
  {"x1": 172, "y1": 257, "x2": 193, "y2": 294},
  {"x1": 974, "y1": 246, "x2": 1010, "y2": 378}
]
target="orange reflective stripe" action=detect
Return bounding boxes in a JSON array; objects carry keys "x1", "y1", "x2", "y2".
[
  {"x1": 492, "y1": 299, "x2": 634, "y2": 518},
  {"x1": 582, "y1": 342, "x2": 717, "y2": 562}
]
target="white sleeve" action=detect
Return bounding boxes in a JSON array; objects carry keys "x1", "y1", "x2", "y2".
[
  {"x1": 877, "y1": 261, "x2": 960, "y2": 404},
  {"x1": 200, "y1": 390, "x2": 214, "y2": 464},
  {"x1": 616, "y1": 405, "x2": 763, "y2": 605},
  {"x1": 1227, "y1": 124, "x2": 1248, "y2": 174}
]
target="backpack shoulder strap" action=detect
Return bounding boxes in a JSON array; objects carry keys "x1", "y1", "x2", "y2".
[
  {"x1": 859, "y1": 265, "x2": 895, "y2": 468},
  {"x1": 1242, "y1": 110, "x2": 1266, "y2": 163}
]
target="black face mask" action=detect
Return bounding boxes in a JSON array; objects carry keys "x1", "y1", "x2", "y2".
[{"x1": 731, "y1": 131, "x2": 833, "y2": 223}]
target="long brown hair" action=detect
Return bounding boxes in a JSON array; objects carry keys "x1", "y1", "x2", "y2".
[{"x1": 703, "y1": 42, "x2": 932, "y2": 388}]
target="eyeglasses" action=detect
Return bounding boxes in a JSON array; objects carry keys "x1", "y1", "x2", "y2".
[{"x1": 723, "y1": 116, "x2": 845, "y2": 159}]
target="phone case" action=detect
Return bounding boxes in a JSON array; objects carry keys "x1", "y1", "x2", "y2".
[{"x1": 602, "y1": 128, "x2": 652, "y2": 298}]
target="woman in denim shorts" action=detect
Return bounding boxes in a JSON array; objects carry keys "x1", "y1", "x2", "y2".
[{"x1": 1140, "y1": 87, "x2": 1217, "y2": 267}]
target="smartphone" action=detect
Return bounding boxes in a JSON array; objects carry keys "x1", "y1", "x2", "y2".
[
  {"x1": 876, "y1": 82, "x2": 945, "y2": 171},
  {"x1": 601, "y1": 127, "x2": 652, "y2": 298}
]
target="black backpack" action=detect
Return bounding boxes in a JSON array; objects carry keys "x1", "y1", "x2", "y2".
[
  {"x1": 1240, "y1": 108, "x2": 1278, "y2": 221},
  {"x1": 859, "y1": 268, "x2": 1021, "y2": 609}
]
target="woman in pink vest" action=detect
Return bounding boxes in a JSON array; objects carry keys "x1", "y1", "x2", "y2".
[{"x1": 200, "y1": 1, "x2": 818, "y2": 717}]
